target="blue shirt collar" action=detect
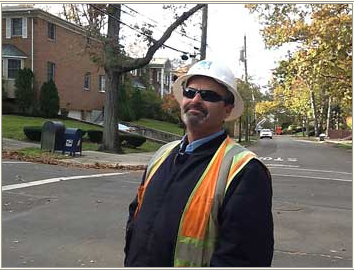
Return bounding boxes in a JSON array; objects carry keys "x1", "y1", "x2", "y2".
[{"x1": 180, "y1": 129, "x2": 225, "y2": 154}]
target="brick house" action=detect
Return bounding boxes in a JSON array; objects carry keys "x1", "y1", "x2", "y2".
[{"x1": 2, "y1": 6, "x2": 106, "y2": 122}]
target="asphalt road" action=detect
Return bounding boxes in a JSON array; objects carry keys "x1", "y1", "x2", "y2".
[{"x1": 2, "y1": 135, "x2": 352, "y2": 267}]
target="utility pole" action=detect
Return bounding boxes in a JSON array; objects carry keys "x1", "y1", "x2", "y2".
[
  {"x1": 240, "y1": 35, "x2": 249, "y2": 141},
  {"x1": 200, "y1": 5, "x2": 208, "y2": 60}
]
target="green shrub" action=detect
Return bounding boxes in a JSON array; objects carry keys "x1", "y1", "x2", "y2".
[
  {"x1": 121, "y1": 134, "x2": 146, "y2": 148},
  {"x1": 141, "y1": 86, "x2": 162, "y2": 120},
  {"x1": 14, "y1": 68, "x2": 35, "y2": 114},
  {"x1": 131, "y1": 88, "x2": 144, "y2": 120},
  {"x1": 39, "y1": 80, "x2": 60, "y2": 118},
  {"x1": 87, "y1": 130, "x2": 103, "y2": 143},
  {"x1": 2, "y1": 100, "x2": 18, "y2": 114},
  {"x1": 23, "y1": 126, "x2": 42, "y2": 141}
]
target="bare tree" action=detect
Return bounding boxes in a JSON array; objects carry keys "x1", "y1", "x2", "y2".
[{"x1": 61, "y1": 4, "x2": 205, "y2": 152}]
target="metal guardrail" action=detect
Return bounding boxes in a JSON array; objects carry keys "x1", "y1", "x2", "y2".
[{"x1": 66, "y1": 117, "x2": 183, "y2": 144}]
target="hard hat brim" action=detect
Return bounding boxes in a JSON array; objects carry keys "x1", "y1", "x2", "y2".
[{"x1": 172, "y1": 74, "x2": 244, "y2": 121}]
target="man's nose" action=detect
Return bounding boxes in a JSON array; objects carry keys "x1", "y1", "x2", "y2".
[{"x1": 191, "y1": 92, "x2": 203, "y2": 103}]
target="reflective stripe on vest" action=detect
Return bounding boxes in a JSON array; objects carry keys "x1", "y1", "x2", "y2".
[{"x1": 133, "y1": 137, "x2": 257, "y2": 267}]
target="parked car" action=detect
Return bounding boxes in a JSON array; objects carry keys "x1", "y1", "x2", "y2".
[
  {"x1": 118, "y1": 123, "x2": 136, "y2": 133},
  {"x1": 98, "y1": 122, "x2": 136, "y2": 133},
  {"x1": 260, "y1": 129, "x2": 272, "y2": 139}
]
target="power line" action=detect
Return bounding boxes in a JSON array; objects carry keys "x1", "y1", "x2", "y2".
[
  {"x1": 90, "y1": 4, "x2": 190, "y2": 55},
  {"x1": 120, "y1": 5, "x2": 200, "y2": 53},
  {"x1": 122, "y1": 4, "x2": 203, "y2": 44}
]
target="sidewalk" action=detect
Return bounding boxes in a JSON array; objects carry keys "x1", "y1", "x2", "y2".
[
  {"x1": 2, "y1": 138, "x2": 153, "y2": 168},
  {"x1": 292, "y1": 136, "x2": 352, "y2": 145}
]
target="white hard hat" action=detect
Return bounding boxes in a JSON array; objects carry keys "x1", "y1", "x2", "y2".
[{"x1": 173, "y1": 59, "x2": 244, "y2": 121}]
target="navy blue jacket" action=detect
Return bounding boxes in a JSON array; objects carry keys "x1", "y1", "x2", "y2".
[{"x1": 124, "y1": 133, "x2": 274, "y2": 267}]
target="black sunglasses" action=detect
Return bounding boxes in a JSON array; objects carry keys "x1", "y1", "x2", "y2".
[{"x1": 182, "y1": 86, "x2": 232, "y2": 103}]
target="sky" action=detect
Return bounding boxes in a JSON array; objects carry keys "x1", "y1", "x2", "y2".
[
  {"x1": 33, "y1": 3, "x2": 292, "y2": 91},
  {"x1": 121, "y1": 4, "x2": 292, "y2": 90}
]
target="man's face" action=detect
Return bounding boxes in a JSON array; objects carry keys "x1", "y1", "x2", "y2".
[{"x1": 181, "y1": 76, "x2": 234, "y2": 133}]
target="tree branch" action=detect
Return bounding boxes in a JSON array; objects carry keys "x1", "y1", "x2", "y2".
[{"x1": 120, "y1": 4, "x2": 205, "y2": 73}]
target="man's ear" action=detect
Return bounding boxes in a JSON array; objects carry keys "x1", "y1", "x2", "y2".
[{"x1": 225, "y1": 104, "x2": 234, "y2": 116}]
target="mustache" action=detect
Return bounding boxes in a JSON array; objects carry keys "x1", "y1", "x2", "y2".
[{"x1": 183, "y1": 104, "x2": 208, "y2": 116}]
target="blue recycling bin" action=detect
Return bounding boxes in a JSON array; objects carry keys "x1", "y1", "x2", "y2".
[{"x1": 62, "y1": 128, "x2": 83, "y2": 156}]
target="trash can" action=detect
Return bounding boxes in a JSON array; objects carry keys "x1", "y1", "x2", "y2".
[
  {"x1": 41, "y1": 121, "x2": 65, "y2": 152},
  {"x1": 319, "y1": 133, "x2": 326, "y2": 141},
  {"x1": 62, "y1": 128, "x2": 83, "y2": 156}
]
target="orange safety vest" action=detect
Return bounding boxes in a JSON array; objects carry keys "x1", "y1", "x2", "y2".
[{"x1": 134, "y1": 136, "x2": 258, "y2": 267}]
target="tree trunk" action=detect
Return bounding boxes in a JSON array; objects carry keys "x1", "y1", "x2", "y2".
[
  {"x1": 310, "y1": 90, "x2": 319, "y2": 137},
  {"x1": 302, "y1": 117, "x2": 305, "y2": 137},
  {"x1": 102, "y1": 4, "x2": 122, "y2": 153},
  {"x1": 238, "y1": 117, "x2": 242, "y2": 143},
  {"x1": 326, "y1": 96, "x2": 331, "y2": 137},
  {"x1": 102, "y1": 70, "x2": 122, "y2": 152}
]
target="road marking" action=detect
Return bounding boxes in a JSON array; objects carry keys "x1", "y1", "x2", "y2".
[
  {"x1": 2, "y1": 161, "x2": 31, "y2": 164},
  {"x1": 2, "y1": 172, "x2": 129, "y2": 191},
  {"x1": 268, "y1": 166, "x2": 352, "y2": 175},
  {"x1": 265, "y1": 164, "x2": 299, "y2": 168},
  {"x1": 259, "y1": 157, "x2": 298, "y2": 162},
  {"x1": 272, "y1": 173, "x2": 352, "y2": 182}
]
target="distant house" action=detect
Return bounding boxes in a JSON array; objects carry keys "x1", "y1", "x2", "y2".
[
  {"x1": 148, "y1": 58, "x2": 173, "y2": 97},
  {"x1": 129, "y1": 57, "x2": 173, "y2": 98},
  {"x1": 2, "y1": 6, "x2": 105, "y2": 122}
]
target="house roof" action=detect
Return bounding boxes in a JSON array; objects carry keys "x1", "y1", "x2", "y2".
[
  {"x1": 149, "y1": 57, "x2": 172, "y2": 69},
  {"x1": 2, "y1": 5, "x2": 88, "y2": 36},
  {"x1": 2, "y1": 44, "x2": 28, "y2": 58}
]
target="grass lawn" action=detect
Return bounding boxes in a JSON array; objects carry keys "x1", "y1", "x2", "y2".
[
  {"x1": 132, "y1": 118, "x2": 184, "y2": 136},
  {"x1": 2, "y1": 114, "x2": 102, "y2": 141},
  {"x1": 334, "y1": 142, "x2": 352, "y2": 149},
  {"x1": 2, "y1": 114, "x2": 163, "y2": 153}
]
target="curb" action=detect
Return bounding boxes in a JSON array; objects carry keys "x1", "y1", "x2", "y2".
[{"x1": 2, "y1": 150, "x2": 147, "y2": 171}]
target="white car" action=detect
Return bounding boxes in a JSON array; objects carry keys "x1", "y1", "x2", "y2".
[
  {"x1": 97, "y1": 122, "x2": 135, "y2": 133},
  {"x1": 260, "y1": 129, "x2": 272, "y2": 139},
  {"x1": 118, "y1": 123, "x2": 135, "y2": 133}
]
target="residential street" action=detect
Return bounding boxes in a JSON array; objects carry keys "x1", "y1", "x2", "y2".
[{"x1": 2, "y1": 135, "x2": 352, "y2": 267}]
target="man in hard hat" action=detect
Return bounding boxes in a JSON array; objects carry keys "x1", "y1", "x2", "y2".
[{"x1": 124, "y1": 60, "x2": 274, "y2": 267}]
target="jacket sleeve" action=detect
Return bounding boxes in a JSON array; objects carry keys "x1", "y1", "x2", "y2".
[
  {"x1": 210, "y1": 159, "x2": 274, "y2": 267},
  {"x1": 124, "y1": 170, "x2": 147, "y2": 264}
]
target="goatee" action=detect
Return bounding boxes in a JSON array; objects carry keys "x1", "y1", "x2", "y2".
[{"x1": 181, "y1": 104, "x2": 208, "y2": 127}]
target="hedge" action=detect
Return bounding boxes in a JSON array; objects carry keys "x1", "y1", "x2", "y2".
[
  {"x1": 23, "y1": 126, "x2": 42, "y2": 141},
  {"x1": 87, "y1": 130, "x2": 103, "y2": 143},
  {"x1": 87, "y1": 130, "x2": 146, "y2": 147},
  {"x1": 121, "y1": 134, "x2": 146, "y2": 148}
]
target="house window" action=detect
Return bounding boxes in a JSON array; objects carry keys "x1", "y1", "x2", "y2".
[
  {"x1": 48, "y1": 22, "x2": 56, "y2": 40},
  {"x1": 157, "y1": 71, "x2": 161, "y2": 82},
  {"x1": 47, "y1": 62, "x2": 55, "y2": 81},
  {"x1": 84, "y1": 72, "x2": 91, "y2": 90},
  {"x1": 11, "y1": 18, "x2": 22, "y2": 36},
  {"x1": 8, "y1": 59, "x2": 21, "y2": 79},
  {"x1": 98, "y1": 75, "x2": 105, "y2": 92}
]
